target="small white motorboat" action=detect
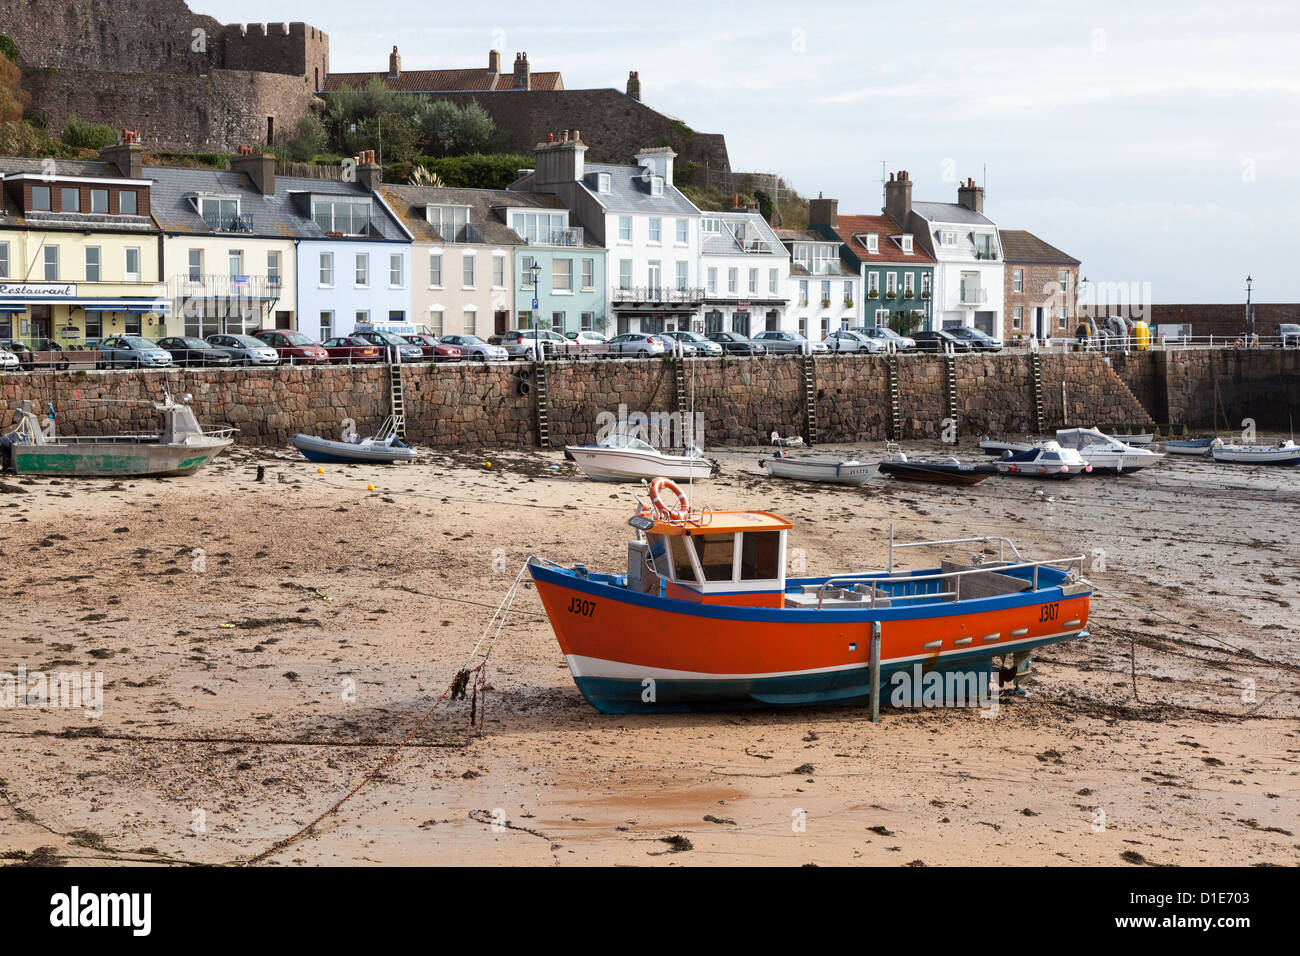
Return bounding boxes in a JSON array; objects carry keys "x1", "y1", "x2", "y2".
[
  {"x1": 1105, "y1": 431, "x2": 1155, "y2": 447},
  {"x1": 979, "y1": 435, "x2": 1034, "y2": 456},
  {"x1": 1054, "y1": 427, "x2": 1163, "y2": 474},
  {"x1": 994, "y1": 440, "x2": 1091, "y2": 478},
  {"x1": 1211, "y1": 439, "x2": 1300, "y2": 466},
  {"x1": 1163, "y1": 438, "x2": 1216, "y2": 456},
  {"x1": 758, "y1": 452, "x2": 875, "y2": 485},
  {"x1": 566, "y1": 431, "x2": 717, "y2": 482}
]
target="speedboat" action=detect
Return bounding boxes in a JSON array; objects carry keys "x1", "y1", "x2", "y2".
[
  {"x1": 758, "y1": 452, "x2": 875, "y2": 485},
  {"x1": 0, "y1": 397, "x2": 234, "y2": 477},
  {"x1": 290, "y1": 416, "x2": 416, "y2": 464},
  {"x1": 566, "y1": 430, "x2": 717, "y2": 482},
  {"x1": 979, "y1": 435, "x2": 1034, "y2": 456},
  {"x1": 1211, "y1": 439, "x2": 1300, "y2": 466},
  {"x1": 993, "y1": 440, "x2": 1091, "y2": 478},
  {"x1": 877, "y1": 447, "x2": 996, "y2": 485},
  {"x1": 1105, "y1": 431, "x2": 1154, "y2": 447},
  {"x1": 526, "y1": 476, "x2": 1091, "y2": 714},
  {"x1": 1054, "y1": 427, "x2": 1163, "y2": 474}
]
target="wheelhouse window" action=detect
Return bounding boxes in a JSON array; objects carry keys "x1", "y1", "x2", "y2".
[
  {"x1": 739, "y1": 532, "x2": 781, "y2": 580},
  {"x1": 694, "y1": 534, "x2": 736, "y2": 582},
  {"x1": 667, "y1": 536, "x2": 697, "y2": 583}
]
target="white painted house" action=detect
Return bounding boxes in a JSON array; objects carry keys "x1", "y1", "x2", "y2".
[
  {"x1": 699, "y1": 209, "x2": 790, "y2": 336},
  {"x1": 890, "y1": 172, "x2": 1004, "y2": 341},
  {"x1": 776, "y1": 227, "x2": 860, "y2": 340},
  {"x1": 512, "y1": 135, "x2": 704, "y2": 334}
]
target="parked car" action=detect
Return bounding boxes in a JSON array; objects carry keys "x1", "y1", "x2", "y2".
[
  {"x1": 352, "y1": 329, "x2": 425, "y2": 363},
  {"x1": 705, "y1": 331, "x2": 767, "y2": 355},
  {"x1": 253, "y1": 329, "x2": 331, "y2": 365},
  {"x1": 96, "y1": 335, "x2": 174, "y2": 369},
  {"x1": 752, "y1": 330, "x2": 830, "y2": 354},
  {"x1": 206, "y1": 333, "x2": 281, "y2": 366},
  {"x1": 1278, "y1": 323, "x2": 1300, "y2": 347},
  {"x1": 0, "y1": 346, "x2": 19, "y2": 370},
  {"x1": 911, "y1": 330, "x2": 972, "y2": 353},
  {"x1": 661, "y1": 330, "x2": 723, "y2": 357},
  {"x1": 606, "y1": 333, "x2": 666, "y2": 357},
  {"x1": 439, "y1": 334, "x2": 509, "y2": 362},
  {"x1": 946, "y1": 327, "x2": 1002, "y2": 352},
  {"x1": 403, "y1": 333, "x2": 463, "y2": 362},
  {"x1": 650, "y1": 333, "x2": 699, "y2": 356},
  {"x1": 156, "y1": 336, "x2": 235, "y2": 368},
  {"x1": 321, "y1": 336, "x2": 383, "y2": 364},
  {"x1": 854, "y1": 327, "x2": 917, "y2": 351},
  {"x1": 0, "y1": 340, "x2": 36, "y2": 370},
  {"x1": 824, "y1": 329, "x2": 883, "y2": 354},
  {"x1": 562, "y1": 330, "x2": 612, "y2": 358},
  {"x1": 501, "y1": 329, "x2": 574, "y2": 360}
]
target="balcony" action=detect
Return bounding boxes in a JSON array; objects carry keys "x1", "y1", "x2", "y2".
[
  {"x1": 520, "y1": 227, "x2": 584, "y2": 247},
  {"x1": 739, "y1": 238, "x2": 776, "y2": 255},
  {"x1": 173, "y1": 274, "x2": 284, "y2": 302},
  {"x1": 201, "y1": 214, "x2": 255, "y2": 234},
  {"x1": 959, "y1": 285, "x2": 988, "y2": 305},
  {"x1": 611, "y1": 285, "x2": 706, "y2": 306}
]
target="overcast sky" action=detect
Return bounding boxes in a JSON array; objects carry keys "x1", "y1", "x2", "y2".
[{"x1": 203, "y1": 0, "x2": 1300, "y2": 303}]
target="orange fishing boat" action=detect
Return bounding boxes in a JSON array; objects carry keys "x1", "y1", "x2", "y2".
[{"x1": 528, "y1": 478, "x2": 1092, "y2": 714}]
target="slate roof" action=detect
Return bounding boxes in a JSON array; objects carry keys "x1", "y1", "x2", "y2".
[
  {"x1": 576, "y1": 163, "x2": 700, "y2": 217},
  {"x1": 833, "y1": 214, "x2": 936, "y2": 265},
  {"x1": 378, "y1": 183, "x2": 567, "y2": 245},
  {"x1": 998, "y1": 229, "x2": 1080, "y2": 265},
  {"x1": 701, "y1": 210, "x2": 784, "y2": 256},
  {"x1": 147, "y1": 166, "x2": 408, "y2": 241},
  {"x1": 323, "y1": 69, "x2": 563, "y2": 93},
  {"x1": 911, "y1": 201, "x2": 994, "y2": 226},
  {"x1": 0, "y1": 156, "x2": 155, "y2": 232}
]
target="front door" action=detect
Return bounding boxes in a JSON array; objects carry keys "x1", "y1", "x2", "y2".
[
  {"x1": 1035, "y1": 307, "x2": 1046, "y2": 342},
  {"x1": 29, "y1": 305, "x2": 51, "y2": 341},
  {"x1": 494, "y1": 310, "x2": 508, "y2": 336},
  {"x1": 766, "y1": 310, "x2": 779, "y2": 331}
]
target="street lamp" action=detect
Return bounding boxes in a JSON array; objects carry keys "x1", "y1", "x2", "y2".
[
  {"x1": 530, "y1": 261, "x2": 542, "y2": 361},
  {"x1": 1245, "y1": 275, "x2": 1254, "y2": 345}
]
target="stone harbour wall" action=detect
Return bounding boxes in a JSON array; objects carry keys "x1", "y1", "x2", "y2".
[{"x1": 0, "y1": 352, "x2": 1168, "y2": 451}]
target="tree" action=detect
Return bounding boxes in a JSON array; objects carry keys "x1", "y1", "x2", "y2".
[
  {"x1": 0, "y1": 41, "x2": 47, "y2": 156},
  {"x1": 754, "y1": 188, "x2": 775, "y2": 223},
  {"x1": 889, "y1": 309, "x2": 925, "y2": 336},
  {"x1": 283, "y1": 114, "x2": 326, "y2": 162}
]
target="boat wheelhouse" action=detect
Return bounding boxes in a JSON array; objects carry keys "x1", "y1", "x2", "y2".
[{"x1": 528, "y1": 479, "x2": 1091, "y2": 714}]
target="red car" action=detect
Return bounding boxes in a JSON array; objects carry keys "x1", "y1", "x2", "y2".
[
  {"x1": 405, "y1": 333, "x2": 463, "y2": 362},
  {"x1": 253, "y1": 329, "x2": 330, "y2": 365},
  {"x1": 321, "y1": 336, "x2": 384, "y2": 363}
]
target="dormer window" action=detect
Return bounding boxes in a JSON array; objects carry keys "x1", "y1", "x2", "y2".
[
  {"x1": 426, "y1": 204, "x2": 470, "y2": 239},
  {"x1": 942, "y1": 230, "x2": 957, "y2": 247},
  {"x1": 901, "y1": 234, "x2": 914, "y2": 254},
  {"x1": 312, "y1": 198, "x2": 371, "y2": 237},
  {"x1": 199, "y1": 195, "x2": 243, "y2": 231},
  {"x1": 597, "y1": 173, "x2": 611, "y2": 193},
  {"x1": 650, "y1": 176, "x2": 664, "y2": 197},
  {"x1": 866, "y1": 234, "x2": 879, "y2": 253},
  {"x1": 31, "y1": 186, "x2": 51, "y2": 211},
  {"x1": 702, "y1": 217, "x2": 721, "y2": 235}
]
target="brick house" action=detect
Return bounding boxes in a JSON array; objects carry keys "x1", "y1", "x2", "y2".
[{"x1": 999, "y1": 230, "x2": 1080, "y2": 344}]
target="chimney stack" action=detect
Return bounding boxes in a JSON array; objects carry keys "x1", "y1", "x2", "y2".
[
  {"x1": 626, "y1": 70, "x2": 641, "y2": 101},
  {"x1": 957, "y1": 177, "x2": 984, "y2": 214},
  {"x1": 884, "y1": 169, "x2": 912, "y2": 225},
  {"x1": 388, "y1": 45, "x2": 401, "y2": 78},
  {"x1": 100, "y1": 133, "x2": 144, "y2": 179},
  {"x1": 356, "y1": 150, "x2": 381, "y2": 191},
  {"x1": 230, "y1": 152, "x2": 277, "y2": 196},
  {"x1": 533, "y1": 129, "x2": 586, "y2": 186},
  {"x1": 514, "y1": 52, "x2": 531, "y2": 90},
  {"x1": 488, "y1": 49, "x2": 501, "y2": 73},
  {"x1": 809, "y1": 194, "x2": 838, "y2": 228}
]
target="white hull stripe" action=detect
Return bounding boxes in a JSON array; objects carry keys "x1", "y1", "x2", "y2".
[{"x1": 564, "y1": 629, "x2": 1086, "y2": 681}]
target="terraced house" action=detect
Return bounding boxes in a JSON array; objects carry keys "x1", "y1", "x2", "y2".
[
  {"x1": 818, "y1": 203, "x2": 936, "y2": 332},
  {"x1": 700, "y1": 208, "x2": 789, "y2": 335},
  {"x1": 151, "y1": 153, "x2": 299, "y2": 336},
  {"x1": 512, "y1": 134, "x2": 702, "y2": 335},
  {"x1": 999, "y1": 229, "x2": 1080, "y2": 344},
  {"x1": 777, "y1": 209, "x2": 859, "y2": 340},
  {"x1": 0, "y1": 143, "x2": 168, "y2": 346}
]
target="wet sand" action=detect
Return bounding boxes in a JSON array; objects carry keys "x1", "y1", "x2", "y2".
[{"x1": 0, "y1": 437, "x2": 1297, "y2": 866}]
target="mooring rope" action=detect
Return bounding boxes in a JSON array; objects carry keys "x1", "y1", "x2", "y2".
[{"x1": 238, "y1": 561, "x2": 532, "y2": 866}]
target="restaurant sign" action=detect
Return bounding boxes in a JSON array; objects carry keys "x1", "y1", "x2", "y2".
[{"x1": 0, "y1": 283, "x2": 79, "y2": 298}]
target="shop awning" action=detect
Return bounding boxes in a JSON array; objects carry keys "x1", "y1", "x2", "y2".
[{"x1": 0, "y1": 297, "x2": 170, "y2": 314}]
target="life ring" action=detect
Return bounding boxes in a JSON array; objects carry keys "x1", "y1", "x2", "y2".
[{"x1": 648, "y1": 477, "x2": 689, "y2": 521}]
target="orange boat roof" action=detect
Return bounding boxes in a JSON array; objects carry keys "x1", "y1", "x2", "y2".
[{"x1": 642, "y1": 510, "x2": 793, "y2": 536}]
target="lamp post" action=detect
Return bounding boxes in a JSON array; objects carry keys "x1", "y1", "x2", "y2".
[
  {"x1": 1245, "y1": 275, "x2": 1254, "y2": 345},
  {"x1": 530, "y1": 261, "x2": 542, "y2": 362}
]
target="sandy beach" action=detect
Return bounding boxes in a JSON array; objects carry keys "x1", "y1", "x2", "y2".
[{"x1": 1, "y1": 437, "x2": 1297, "y2": 867}]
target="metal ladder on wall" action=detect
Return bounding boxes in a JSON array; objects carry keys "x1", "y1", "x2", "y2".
[
  {"x1": 802, "y1": 352, "x2": 818, "y2": 445},
  {"x1": 943, "y1": 353, "x2": 958, "y2": 434},
  {"x1": 674, "y1": 356, "x2": 689, "y2": 422},
  {"x1": 388, "y1": 361, "x2": 407, "y2": 438},
  {"x1": 1030, "y1": 351, "x2": 1045, "y2": 433},
  {"x1": 887, "y1": 352, "x2": 902, "y2": 440},
  {"x1": 532, "y1": 360, "x2": 551, "y2": 448}
]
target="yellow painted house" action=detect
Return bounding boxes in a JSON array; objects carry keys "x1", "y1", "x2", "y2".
[{"x1": 0, "y1": 144, "x2": 169, "y2": 345}]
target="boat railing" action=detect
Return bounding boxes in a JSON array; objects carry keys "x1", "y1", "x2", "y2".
[
  {"x1": 814, "y1": 552, "x2": 1086, "y2": 610},
  {"x1": 888, "y1": 532, "x2": 1025, "y2": 570}
]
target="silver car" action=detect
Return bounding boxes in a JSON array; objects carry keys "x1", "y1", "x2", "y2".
[
  {"x1": 752, "y1": 330, "x2": 830, "y2": 354},
  {"x1": 606, "y1": 333, "x2": 666, "y2": 357},
  {"x1": 825, "y1": 329, "x2": 883, "y2": 353},
  {"x1": 661, "y1": 330, "x2": 723, "y2": 356},
  {"x1": 207, "y1": 333, "x2": 281, "y2": 366},
  {"x1": 96, "y1": 335, "x2": 174, "y2": 369},
  {"x1": 501, "y1": 329, "x2": 572, "y2": 360},
  {"x1": 440, "y1": 334, "x2": 508, "y2": 361}
]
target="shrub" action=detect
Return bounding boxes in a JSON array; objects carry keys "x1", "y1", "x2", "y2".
[{"x1": 61, "y1": 115, "x2": 117, "y2": 150}]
